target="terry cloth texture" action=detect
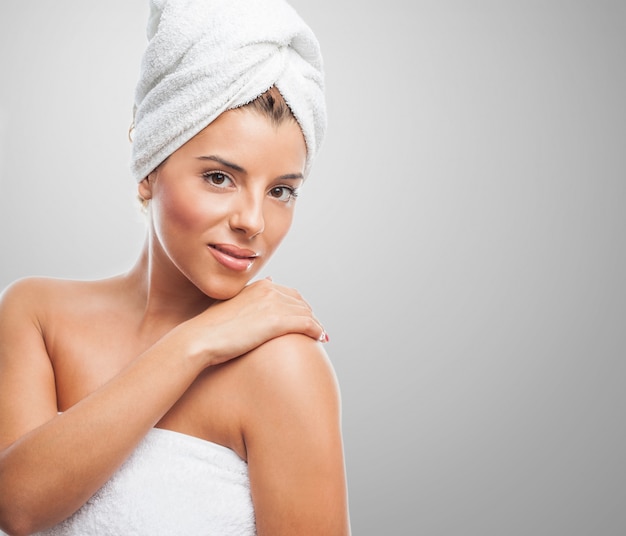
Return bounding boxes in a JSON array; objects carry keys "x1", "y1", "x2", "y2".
[
  {"x1": 131, "y1": 0, "x2": 326, "y2": 181},
  {"x1": 29, "y1": 428, "x2": 256, "y2": 535}
]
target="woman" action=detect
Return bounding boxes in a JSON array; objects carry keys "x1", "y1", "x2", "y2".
[{"x1": 0, "y1": 0, "x2": 350, "y2": 534}]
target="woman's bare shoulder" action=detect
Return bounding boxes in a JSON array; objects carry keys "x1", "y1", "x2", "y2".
[
  {"x1": 1, "y1": 276, "x2": 124, "y2": 315},
  {"x1": 199, "y1": 334, "x2": 340, "y2": 420},
  {"x1": 3, "y1": 276, "x2": 94, "y2": 299},
  {"x1": 1, "y1": 276, "x2": 53, "y2": 298},
  {"x1": 0, "y1": 277, "x2": 65, "y2": 317},
  {"x1": 242, "y1": 334, "x2": 340, "y2": 397},
  {"x1": 201, "y1": 334, "x2": 341, "y2": 435},
  {"x1": 231, "y1": 334, "x2": 342, "y2": 440}
]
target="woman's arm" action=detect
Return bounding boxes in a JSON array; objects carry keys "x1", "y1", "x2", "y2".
[
  {"x1": 241, "y1": 334, "x2": 351, "y2": 536},
  {"x1": 0, "y1": 278, "x2": 325, "y2": 536}
]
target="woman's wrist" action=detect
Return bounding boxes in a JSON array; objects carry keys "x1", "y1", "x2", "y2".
[{"x1": 169, "y1": 317, "x2": 221, "y2": 371}]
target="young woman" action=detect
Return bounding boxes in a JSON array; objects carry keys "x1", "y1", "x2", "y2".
[{"x1": 0, "y1": 1, "x2": 350, "y2": 535}]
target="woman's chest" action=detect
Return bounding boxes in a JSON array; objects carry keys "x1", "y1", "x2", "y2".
[
  {"x1": 45, "y1": 312, "x2": 151, "y2": 409},
  {"x1": 45, "y1": 310, "x2": 246, "y2": 458}
]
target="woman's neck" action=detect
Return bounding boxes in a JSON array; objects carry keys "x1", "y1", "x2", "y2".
[{"x1": 125, "y1": 241, "x2": 217, "y2": 330}]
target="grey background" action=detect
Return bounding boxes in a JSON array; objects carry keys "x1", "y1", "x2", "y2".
[{"x1": 1, "y1": 1, "x2": 625, "y2": 534}]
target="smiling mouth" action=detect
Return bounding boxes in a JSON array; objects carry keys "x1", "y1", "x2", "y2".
[
  {"x1": 209, "y1": 244, "x2": 258, "y2": 260},
  {"x1": 208, "y1": 244, "x2": 259, "y2": 272}
]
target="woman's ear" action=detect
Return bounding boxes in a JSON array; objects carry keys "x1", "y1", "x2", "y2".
[{"x1": 138, "y1": 175, "x2": 154, "y2": 201}]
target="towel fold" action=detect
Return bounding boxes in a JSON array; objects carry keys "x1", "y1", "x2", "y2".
[
  {"x1": 31, "y1": 428, "x2": 256, "y2": 535},
  {"x1": 131, "y1": 0, "x2": 326, "y2": 181}
]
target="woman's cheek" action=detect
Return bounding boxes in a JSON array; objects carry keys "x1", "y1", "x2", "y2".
[{"x1": 164, "y1": 188, "x2": 225, "y2": 232}]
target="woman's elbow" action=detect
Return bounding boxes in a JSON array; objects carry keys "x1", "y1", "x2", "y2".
[
  {"x1": 0, "y1": 510, "x2": 37, "y2": 536},
  {"x1": 0, "y1": 484, "x2": 47, "y2": 536}
]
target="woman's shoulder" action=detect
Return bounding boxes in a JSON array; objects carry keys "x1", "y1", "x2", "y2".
[
  {"x1": 0, "y1": 277, "x2": 66, "y2": 315},
  {"x1": 240, "y1": 334, "x2": 339, "y2": 394},
  {"x1": 234, "y1": 334, "x2": 342, "y2": 439},
  {"x1": 2, "y1": 276, "x2": 95, "y2": 299},
  {"x1": 191, "y1": 334, "x2": 340, "y2": 447},
  {"x1": 0, "y1": 276, "x2": 127, "y2": 334}
]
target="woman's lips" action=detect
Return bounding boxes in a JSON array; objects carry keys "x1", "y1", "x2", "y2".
[{"x1": 208, "y1": 244, "x2": 258, "y2": 272}]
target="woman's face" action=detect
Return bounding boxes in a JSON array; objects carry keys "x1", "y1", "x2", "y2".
[{"x1": 139, "y1": 107, "x2": 307, "y2": 300}]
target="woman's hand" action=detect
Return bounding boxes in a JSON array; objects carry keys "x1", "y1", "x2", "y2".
[{"x1": 183, "y1": 278, "x2": 328, "y2": 367}]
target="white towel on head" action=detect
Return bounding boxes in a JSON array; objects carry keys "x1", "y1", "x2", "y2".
[{"x1": 131, "y1": 0, "x2": 326, "y2": 182}]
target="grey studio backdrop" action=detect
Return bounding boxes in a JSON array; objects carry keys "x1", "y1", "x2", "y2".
[{"x1": 1, "y1": 1, "x2": 625, "y2": 535}]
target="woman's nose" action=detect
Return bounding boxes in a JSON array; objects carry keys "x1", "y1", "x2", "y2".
[{"x1": 228, "y1": 191, "x2": 265, "y2": 238}]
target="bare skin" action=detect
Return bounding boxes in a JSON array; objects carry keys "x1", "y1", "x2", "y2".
[{"x1": 0, "y1": 109, "x2": 350, "y2": 535}]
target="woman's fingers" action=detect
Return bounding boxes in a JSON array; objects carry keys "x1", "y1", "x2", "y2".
[
  {"x1": 266, "y1": 311, "x2": 327, "y2": 343},
  {"x1": 193, "y1": 279, "x2": 327, "y2": 367}
]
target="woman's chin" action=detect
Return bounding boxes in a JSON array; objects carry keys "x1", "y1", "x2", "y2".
[{"x1": 197, "y1": 279, "x2": 249, "y2": 301}]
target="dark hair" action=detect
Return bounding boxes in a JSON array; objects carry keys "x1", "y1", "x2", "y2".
[{"x1": 241, "y1": 86, "x2": 296, "y2": 127}]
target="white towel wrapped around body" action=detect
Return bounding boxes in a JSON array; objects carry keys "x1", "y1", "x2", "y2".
[
  {"x1": 131, "y1": 0, "x2": 326, "y2": 181},
  {"x1": 29, "y1": 428, "x2": 256, "y2": 535}
]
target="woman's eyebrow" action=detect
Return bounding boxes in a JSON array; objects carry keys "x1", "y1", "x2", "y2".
[
  {"x1": 277, "y1": 173, "x2": 304, "y2": 181},
  {"x1": 197, "y1": 154, "x2": 245, "y2": 173}
]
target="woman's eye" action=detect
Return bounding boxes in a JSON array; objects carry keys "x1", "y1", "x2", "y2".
[
  {"x1": 269, "y1": 186, "x2": 299, "y2": 202},
  {"x1": 203, "y1": 171, "x2": 232, "y2": 188}
]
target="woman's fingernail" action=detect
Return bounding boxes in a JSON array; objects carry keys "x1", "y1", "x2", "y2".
[{"x1": 319, "y1": 331, "x2": 329, "y2": 343}]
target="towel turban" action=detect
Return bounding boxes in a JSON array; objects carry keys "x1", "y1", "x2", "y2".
[{"x1": 130, "y1": 0, "x2": 327, "y2": 182}]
